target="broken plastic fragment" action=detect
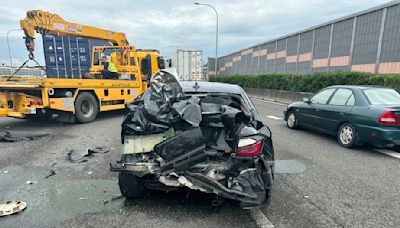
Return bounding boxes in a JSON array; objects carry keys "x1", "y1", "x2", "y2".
[
  {"x1": 67, "y1": 148, "x2": 91, "y2": 163},
  {"x1": 123, "y1": 128, "x2": 175, "y2": 154},
  {"x1": 44, "y1": 170, "x2": 56, "y2": 179},
  {"x1": 0, "y1": 131, "x2": 49, "y2": 142},
  {"x1": 0, "y1": 201, "x2": 27, "y2": 217}
]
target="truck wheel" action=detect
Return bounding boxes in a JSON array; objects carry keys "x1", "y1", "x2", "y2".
[
  {"x1": 118, "y1": 173, "x2": 144, "y2": 199},
  {"x1": 74, "y1": 92, "x2": 99, "y2": 123}
]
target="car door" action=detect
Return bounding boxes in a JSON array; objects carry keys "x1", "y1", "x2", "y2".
[
  {"x1": 317, "y1": 88, "x2": 355, "y2": 134},
  {"x1": 298, "y1": 88, "x2": 336, "y2": 129}
]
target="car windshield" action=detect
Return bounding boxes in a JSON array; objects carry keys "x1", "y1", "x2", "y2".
[{"x1": 363, "y1": 88, "x2": 400, "y2": 105}]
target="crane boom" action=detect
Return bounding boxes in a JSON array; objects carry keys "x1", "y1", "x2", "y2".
[{"x1": 20, "y1": 10, "x2": 129, "y2": 58}]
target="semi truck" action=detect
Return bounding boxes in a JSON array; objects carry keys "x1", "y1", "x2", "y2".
[
  {"x1": 171, "y1": 49, "x2": 203, "y2": 81},
  {"x1": 0, "y1": 10, "x2": 169, "y2": 123}
]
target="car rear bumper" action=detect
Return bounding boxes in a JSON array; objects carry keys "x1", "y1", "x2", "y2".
[{"x1": 356, "y1": 124, "x2": 400, "y2": 147}]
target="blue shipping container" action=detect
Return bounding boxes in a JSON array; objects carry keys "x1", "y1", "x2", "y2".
[{"x1": 42, "y1": 34, "x2": 111, "y2": 78}]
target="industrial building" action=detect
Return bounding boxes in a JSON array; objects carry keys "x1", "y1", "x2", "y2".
[{"x1": 209, "y1": 1, "x2": 400, "y2": 76}]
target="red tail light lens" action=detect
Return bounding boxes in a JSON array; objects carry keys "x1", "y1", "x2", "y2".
[
  {"x1": 237, "y1": 140, "x2": 263, "y2": 157},
  {"x1": 29, "y1": 100, "x2": 43, "y2": 106},
  {"x1": 377, "y1": 110, "x2": 399, "y2": 125}
]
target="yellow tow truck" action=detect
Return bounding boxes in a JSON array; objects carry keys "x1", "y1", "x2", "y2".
[{"x1": 0, "y1": 10, "x2": 169, "y2": 123}]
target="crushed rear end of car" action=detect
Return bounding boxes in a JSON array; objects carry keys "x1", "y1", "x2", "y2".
[{"x1": 110, "y1": 70, "x2": 274, "y2": 208}]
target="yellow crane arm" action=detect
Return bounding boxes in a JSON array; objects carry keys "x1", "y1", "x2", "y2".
[{"x1": 20, "y1": 10, "x2": 129, "y2": 58}]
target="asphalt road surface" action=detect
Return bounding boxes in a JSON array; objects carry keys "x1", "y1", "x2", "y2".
[{"x1": 0, "y1": 98, "x2": 399, "y2": 228}]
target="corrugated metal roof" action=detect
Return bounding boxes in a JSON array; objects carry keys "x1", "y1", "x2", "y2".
[{"x1": 218, "y1": 0, "x2": 400, "y2": 59}]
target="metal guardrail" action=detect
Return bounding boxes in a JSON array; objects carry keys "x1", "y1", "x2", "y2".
[
  {"x1": 0, "y1": 67, "x2": 46, "y2": 78},
  {"x1": 244, "y1": 88, "x2": 314, "y2": 104}
]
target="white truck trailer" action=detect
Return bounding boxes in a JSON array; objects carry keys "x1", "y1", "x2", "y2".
[{"x1": 172, "y1": 49, "x2": 203, "y2": 81}]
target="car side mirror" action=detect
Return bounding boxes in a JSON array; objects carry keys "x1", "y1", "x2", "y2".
[{"x1": 303, "y1": 97, "x2": 310, "y2": 103}]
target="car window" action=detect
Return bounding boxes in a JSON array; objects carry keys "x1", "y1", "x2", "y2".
[
  {"x1": 329, "y1": 89, "x2": 354, "y2": 106},
  {"x1": 346, "y1": 94, "x2": 355, "y2": 106},
  {"x1": 363, "y1": 88, "x2": 400, "y2": 105},
  {"x1": 310, "y1": 88, "x2": 336, "y2": 104}
]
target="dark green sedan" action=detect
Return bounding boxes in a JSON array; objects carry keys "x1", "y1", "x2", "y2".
[{"x1": 284, "y1": 85, "x2": 400, "y2": 148}]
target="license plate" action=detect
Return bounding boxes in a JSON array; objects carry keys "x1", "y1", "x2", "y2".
[{"x1": 26, "y1": 107, "x2": 36, "y2": 114}]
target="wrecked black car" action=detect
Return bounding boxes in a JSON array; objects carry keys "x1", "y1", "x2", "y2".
[{"x1": 110, "y1": 70, "x2": 274, "y2": 208}]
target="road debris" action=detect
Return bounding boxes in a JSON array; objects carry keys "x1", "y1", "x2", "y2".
[
  {"x1": 0, "y1": 131, "x2": 49, "y2": 142},
  {"x1": 0, "y1": 201, "x2": 27, "y2": 217},
  {"x1": 89, "y1": 146, "x2": 110, "y2": 154},
  {"x1": 3, "y1": 170, "x2": 8, "y2": 174},
  {"x1": 67, "y1": 146, "x2": 111, "y2": 163},
  {"x1": 44, "y1": 170, "x2": 56, "y2": 179},
  {"x1": 87, "y1": 171, "x2": 93, "y2": 175},
  {"x1": 25, "y1": 180, "x2": 38, "y2": 185},
  {"x1": 111, "y1": 70, "x2": 274, "y2": 208},
  {"x1": 103, "y1": 194, "x2": 123, "y2": 204},
  {"x1": 67, "y1": 148, "x2": 91, "y2": 163}
]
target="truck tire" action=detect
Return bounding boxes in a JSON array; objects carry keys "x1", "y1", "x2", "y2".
[
  {"x1": 118, "y1": 173, "x2": 144, "y2": 199},
  {"x1": 74, "y1": 92, "x2": 99, "y2": 123}
]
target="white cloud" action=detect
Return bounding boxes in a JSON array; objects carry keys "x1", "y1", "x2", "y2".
[{"x1": 0, "y1": 0, "x2": 388, "y2": 66}]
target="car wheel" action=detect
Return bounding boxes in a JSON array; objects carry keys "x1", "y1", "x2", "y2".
[
  {"x1": 338, "y1": 123, "x2": 357, "y2": 148},
  {"x1": 260, "y1": 158, "x2": 274, "y2": 205},
  {"x1": 118, "y1": 173, "x2": 144, "y2": 199},
  {"x1": 74, "y1": 92, "x2": 99, "y2": 123},
  {"x1": 286, "y1": 111, "x2": 297, "y2": 129}
]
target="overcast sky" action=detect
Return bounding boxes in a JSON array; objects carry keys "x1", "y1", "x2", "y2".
[{"x1": 0, "y1": 0, "x2": 388, "y2": 66}]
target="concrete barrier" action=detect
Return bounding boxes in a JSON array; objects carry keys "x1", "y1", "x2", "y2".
[{"x1": 244, "y1": 88, "x2": 314, "y2": 104}]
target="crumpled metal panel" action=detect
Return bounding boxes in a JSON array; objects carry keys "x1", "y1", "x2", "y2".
[{"x1": 116, "y1": 70, "x2": 273, "y2": 208}]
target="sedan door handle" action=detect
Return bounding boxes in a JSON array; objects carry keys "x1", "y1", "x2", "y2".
[
  {"x1": 340, "y1": 112, "x2": 344, "y2": 115},
  {"x1": 315, "y1": 109, "x2": 319, "y2": 112}
]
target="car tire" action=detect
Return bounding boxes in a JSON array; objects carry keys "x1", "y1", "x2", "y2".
[
  {"x1": 118, "y1": 173, "x2": 144, "y2": 199},
  {"x1": 338, "y1": 123, "x2": 357, "y2": 148},
  {"x1": 286, "y1": 111, "x2": 298, "y2": 129},
  {"x1": 74, "y1": 92, "x2": 99, "y2": 123},
  {"x1": 261, "y1": 163, "x2": 274, "y2": 205}
]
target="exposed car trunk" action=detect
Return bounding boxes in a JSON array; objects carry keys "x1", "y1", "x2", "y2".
[{"x1": 111, "y1": 70, "x2": 274, "y2": 208}]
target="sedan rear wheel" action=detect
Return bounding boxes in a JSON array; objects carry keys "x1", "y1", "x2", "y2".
[
  {"x1": 286, "y1": 111, "x2": 297, "y2": 129},
  {"x1": 338, "y1": 123, "x2": 356, "y2": 148}
]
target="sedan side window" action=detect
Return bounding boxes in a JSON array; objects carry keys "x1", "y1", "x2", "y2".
[
  {"x1": 346, "y1": 94, "x2": 355, "y2": 106},
  {"x1": 310, "y1": 88, "x2": 336, "y2": 104},
  {"x1": 329, "y1": 89, "x2": 354, "y2": 106}
]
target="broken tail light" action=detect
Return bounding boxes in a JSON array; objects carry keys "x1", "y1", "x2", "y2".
[
  {"x1": 237, "y1": 139, "x2": 263, "y2": 157},
  {"x1": 377, "y1": 110, "x2": 399, "y2": 125}
]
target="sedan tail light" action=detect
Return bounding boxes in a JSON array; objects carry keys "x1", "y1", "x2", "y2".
[
  {"x1": 377, "y1": 110, "x2": 400, "y2": 125},
  {"x1": 237, "y1": 138, "x2": 263, "y2": 157}
]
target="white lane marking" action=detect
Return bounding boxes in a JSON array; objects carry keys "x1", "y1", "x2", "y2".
[
  {"x1": 250, "y1": 97, "x2": 288, "y2": 107},
  {"x1": 248, "y1": 208, "x2": 275, "y2": 228},
  {"x1": 266, "y1": 115, "x2": 283, "y2": 120},
  {"x1": 374, "y1": 149, "x2": 400, "y2": 159}
]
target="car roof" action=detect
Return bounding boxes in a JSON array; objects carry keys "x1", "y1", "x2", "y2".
[
  {"x1": 326, "y1": 85, "x2": 390, "y2": 90},
  {"x1": 180, "y1": 81, "x2": 244, "y2": 94}
]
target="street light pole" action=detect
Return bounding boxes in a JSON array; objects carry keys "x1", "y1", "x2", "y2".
[
  {"x1": 194, "y1": 2, "x2": 218, "y2": 77},
  {"x1": 6, "y1": 29, "x2": 22, "y2": 73}
]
